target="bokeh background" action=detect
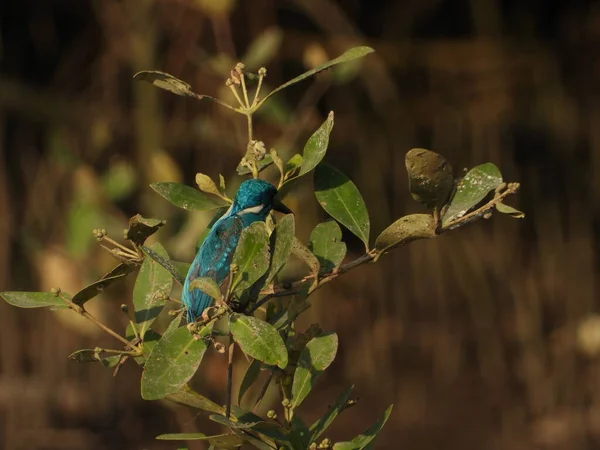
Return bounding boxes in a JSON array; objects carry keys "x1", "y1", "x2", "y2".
[{"x1": 1, "y1": 0, "x2": 598, "y2": 449}]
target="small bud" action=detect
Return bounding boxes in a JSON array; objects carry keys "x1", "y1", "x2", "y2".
[
  {"x1": 266, "y1": 409, "x2": 276, "y2": 419},
  {"x1": 229, "y1": 263, "x2": 239, "y2": 274},
  {"x1": 483, "y1": 211, "x2": 493, "y2": 220},
  {"x1": 258, "y1": 67, "x2": 267, "y2": 76},
  {"x1": 281, "y1": 398, "x2": 290, "y2": 408},
  {"x1": 187, "y1": 322, "x2": 198, "y2": 333},
  {"x1": 309, "y1": 443, "x2": 317, "y2": 450},
  {"x1": 50, "y1": 287, "x2": 61, "y2": 296},
  {"x1": 250, "y1": 140, "x2": 267, "y2": 161},
  {"x1": 120, "y1": 304, "x2": 128, "y2": 313}
]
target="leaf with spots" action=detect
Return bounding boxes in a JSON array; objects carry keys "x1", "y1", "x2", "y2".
[
  {"x1": 230, "y1": 314, "x2": 288, "y2": 369},
  {"x1": 309, "y1": 220, "x2": 346, "y2": 273},
  {"x1": 231, "y1": 222, "x2": 270, "y2": 295}
]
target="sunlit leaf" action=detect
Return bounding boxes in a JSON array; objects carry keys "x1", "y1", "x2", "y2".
[
  {"x1": 332, "y1": 405, "x2": 393, "y2": 450},
  {"x1": 265, "y1": 214, "x2": 295, "y2": 284},
  {"x1": 496, "y1": 202, "x2": 525, "y2": 218},
  {"x1": 374, "y1": 214, "x2": 435, "y2": 256},
  {"x1": 141, "y1": 323, "x2": 213, "y2": 400},
  {"x1": 165, "y1": 384, "x2": 224, "y2": 415},
  {"x1": 291, "y1": 237, "x2": 320, "y2": 282},
  {"x1": 314, "y1": 163, "x2": 370, "y2": 250},
  {"x1": 442, "y1": 163, "x2": 503, "y2": 226},
  {"x1": 405, "y1": 148, "x2": 454, "y2": 209},
  {"x1": 230, "y1": 314, "x2": 288, "y2": 369},
  {"x1": 258, "y1": 46, "x2": 374, "y2": 107},
  {"x1": 1, "y1": 291, "x2": 68, "y2": 309},
  {"x1": 196, "y1": 173, "x2": 228, "y2": 201},
  {"x1": 238, "y1": 358, "x2": 261, "y2": 404},
  {"x1": 291, "y1": 333, "x2": 338, "y2": 409},
  {"x1": 125, "y1": 214, "x2": 165, "y2": 246},
  {"x1": 151, "y1": 182, "x2": 229, "y2": 211},
  {"x1": 134, "y1": 242, "x2": 173, "y2": 336},
  {"x1": 299, "y1": 111, "x2": 334, "y2": 176},
  {"x1": 310, "y1": 385, "x2": 355, "y2": 441},
  {"x1": 188, "y1": 277, "x2": 222, "y2": 302},
  {"x1": 231, "y1": 222, "x2": 270, "y2": 294},
  {"x1": 236, "y1": 154, "x2": 274, "y2": 175},
  {"x1": 269, "y1": 148, "x2": 285, "y2": 179},
  {"x1": 309, "y1": 220, "x2": 346, "y2": 273},
  {"x1": 141, "y1": 246, "x2": 186, "y2": 286}
]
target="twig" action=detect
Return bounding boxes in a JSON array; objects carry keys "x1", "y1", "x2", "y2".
[
  {"x1": 226, "y1": 334, "x2": 235, "y2": 419},
  {"x1": 253, "y1": 371, "x2": 274, "y2": 413}
]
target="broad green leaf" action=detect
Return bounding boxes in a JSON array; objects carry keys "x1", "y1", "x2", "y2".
[
  {"x1": 230, "y1": 314, "x2": 288, "y2": 369},
  {"x1": 141, "y1": 324, "x2": 213, "y2": 400},
  {"x1": 141, "y1": 246, "x2": 185, "y2": 286},
  {"x1": 299, "y1": 111, "x2": 334, "y2": 176},
  {"x1": 332, "y1": 405, "x2": 393, "y2": 450},
  {"x1": 165, "y1": 384, "x2": 224, "y2": 414},
  {"x1": 374, "y1": 214, "x2": 435, "y2": 256},
  {"x1": 310, "y1": 385, "x2": 355, "y2": 441},
  {"x1": 134, "y1": 242, "x2": 173, "y2": 336},
  {"x1": 238, "y1": 358, "x2": 262, "y2": 404},
  {"x1": 496, "y1": 202, "x2": 525, "y2": 218},
  {"x1": 125, "y1": 214, "x2": 165, "y2": 246},
  {"x1": 165, "y1": 311, "x2": 184, "y2": 336},
  {"x1": 314, "y1": 163, "x2": 370, "y2": 250},
  {"x1": 290, "y1": 416, "x2": 311, "y2": 450},
  {"x1": 258, "y1": 46, "x2": 374, "y2": 108},
  {"x1": 442, "y1": 163, "x2": 503, "y2": 226},
  {"x1": 265, "y1": 214, "x2": 295, "y2": 284},
  {"x1": 188, "y1": 277, "x2": 221, "y2": 302},
  {"x1": 72, "y1": 263, "x2": 133, "y2": 306},
  {"x1": 291, "y1": 333, "x2": 338, "y2": 409},
  {"x1": 196, "y1": 173, "x2": 228, "y2": 200},
  {"x1": 231, "y1": 222, "x2": 270, "y2": 294},
  {"x1": 151, "y1": 182, "x2": 229, "y2": 211},
  {"x1": 291, "y1": 237, "x2": 320, "y2": 285},
  {"x1": 309, "y1": 220, "x2": 346, "y2": 273},
  {"x1": 284, "y1": 154, "x2": 303, "y2": 179},
  {"x1": 405, "y1": 148, "x2": 454, "y2": 209},
  {"x1": 1, "y1": 291, "x2": 68, "y2": 309},
  {"x1": 243, "y1": 27, "x2": 283, "y2": 69}
]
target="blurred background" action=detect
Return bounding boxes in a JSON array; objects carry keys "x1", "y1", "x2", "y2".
[{"x1": 1, "y1": 0, "x2": 598, "y2": 449}]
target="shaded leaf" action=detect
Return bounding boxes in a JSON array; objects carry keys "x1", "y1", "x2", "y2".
[
  {"x1": 310, "y1": 385, "x2": 355, "y2": 441},
  {"x1": 309, "y1": 220, "x2": 346, "y2": 273},
  {"x1": 243, "y1": 27, "x2": 283, "y2": 69},
  {"x1": 238, "y1": 358, "x2": 262, "y2": 404},
  {"x1": 284, "y1": 154, "x2": 303, "y2": 179},
  {"x1": 72, "y1": 264, "x2": 132, "y2": 306},
  {"x1": 332, "y1": 405, "x2": 393, "y2": 450},
  {"x1": 291, "y1": 333, "x2": 338, "y2": 409},
  {"x1": 291, "y1": 237, "x2": 320, "y2": 285},
  {"x1": 165, "y1": 384, "x2": 224, "y2": 415},
  {"x1": 259, "y1": 46, "x2": 374, "y2": 107},
  {"x1": 231, "y1": 222, "x2": 270, "y2": 294},
  {"x1": 68, "y1": 349, "x2": 123, "y2": 368},
  {"x1": 265, "y1": 214, "x2": 295, "y2": 284},
  {"x1": 151, "y1": 182, "x2": 228, "y2": 211},
  {"x1": 299, "y1": 111, "x2": 334, "y2": 176},
  {"x1": 188, "y1": 277, "x2": 221, "y2": 302},
  {"x1": 290, "y1": 416, "x2": 311, "y2": 450},
  {"x1": 230, "y1": 406, "x2": 291, "y2": 445},
  {"x1": 496, "y1": 202, "x2": 525, "y2": 218},
  {"x1": 442, "y1": 163, "x2": 503, "y2": 225},
  {"x1": 374, "y1": 214, "x2": 435, "y2": 256},
  {"x1": 209, "y1": 414, "x2": 260, "y2": 430},
  {"x1": 1, "y1": 291, "x2": 68, "y2": 309},
  {"x1": 126, "y1": 214, "x2": 165, "y2": 246},
  {"x1": 134, "y1": 242, "x2": 173, "y2": 336},
  {"x1": 314, "y1": 163, "x2": 370, "y2": 250},
  {"x1": 156, "y1": 432, "x2": 231, "y2": 441},
  {"x1": 405, "y1": 148, "x2": 454, "y2": 209},
  {"x1": 141, "y1": 246, "x2": 186, "y2": 285},
  {"x1": 230, "y1": 314, "x2": 288, "y2": 369},
  {"x1": 141, "y1": 324, "x2": 213, "y2": 400}
]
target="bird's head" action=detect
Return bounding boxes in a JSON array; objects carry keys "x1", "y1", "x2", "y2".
[{"x1": 231, "y1": 179, "x2": 291, "y2": 224}]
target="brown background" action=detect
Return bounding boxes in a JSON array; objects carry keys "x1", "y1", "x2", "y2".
[{"x1": 1, "y1": 0, "x2": 598, "y2": 449}]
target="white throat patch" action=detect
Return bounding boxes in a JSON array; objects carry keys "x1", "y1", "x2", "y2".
[{"x1": 239, "y1": 204, "x2": 265, "y2": 215}]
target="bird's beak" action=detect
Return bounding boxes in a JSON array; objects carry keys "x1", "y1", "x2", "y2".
[{"x1": 272, "y1": 198, "x2": 292, "y2": 214}]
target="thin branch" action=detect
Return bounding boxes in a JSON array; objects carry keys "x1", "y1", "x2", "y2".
[
  {"x1": 226, "y1": 335, "x2": 235, "y2": 419},
  {"x1": 252, "y1": 371, "x2": 274, "y2": 413}
]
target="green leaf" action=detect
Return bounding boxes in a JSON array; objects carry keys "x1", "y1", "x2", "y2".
[
  {"x1": 310, "y1": 385, "x2": 355, "y2": 441},
  {"x1": 141, "y1": 324, "x2": 213, "y2": 400},
  {"x1": 209, "y1": 414, "x2": 260, "y2": 430},
  {"x1": 151, "y1": 182, "x2": 229, "y2": 211},
  {"x1": 231, "y1": 222, "x2": 270, "y2": 294},
  {"x1": 230, "y1": 406, "x2": 290, "y2": 445},
  {"x1": 72, "y1": 263, "x2": 133, "y2": 306},
  {"x1": 188, "y1": 277, "x2": 221, "y2": 302},
  {"x1": 442, "y1": 163, "x2": 503, "y2": 226},
  {"x1": 141, "y1": 245, "x2": 185, "y2": 285},
  {"x1": 156, "y1": 433, "x2": 229, "y2": 441},
  {"x1": 405, "y1": 148, "x2": 454, "y2": 209},
  {"x1": 309, "y1": 220, "x2": 346, "y2": 273},
  {"x1": 291, "y1": 333, "x2": 338, "y2": 409},
  {"x1": 258, "y1": 46, "x2": 374, "y2": 108},
  {"x1": 125, "y1": 214, "x2": 165, "y2": 246},
  {"x1": 68, "y1": 349, "x2": 125, "y2": 368},
  {"x1": 238, "y1": 358, "x2": 262, "y2": 404},
  {"x1": 290, "y1": 416, "x2": 311, "y2": 450},
  {"x1": 284, "y1": 154, "x2": 303, "y2": 179},
  {"x1": 374, "y1": 214, "x2": 435, "y2": 256},
  {"x1": 134, "y1": 242, "x2": 173, "y2": 336},
  {"x1": 1, "y1": 291, "x2": 68, "y2": 309},
  {"x1": 299, "y1": 111, "x2": 335, "y2": 176},
  {"x1": 230, "y1": 314, "x2": 288, "y2": 369},
  {"x1": 165, "y1": 384, "x2": 224, "y2": 415},
  {"x1": 332, "y1": 405, "x2": 393, "y2": 450},
  {"x1": 291, "y1": 237, "x2": 320, "y2": 284},
  {"x1": 265, "y1": 214, "x2": 295, "y2": 284},
  {"x1": 196, "y1": 173, "x2": 227, "y2": 200},
  {"x1": 314, "y1": 163, "x2": 370, "y2": 250},
  {"x1": 496, "y1": 202, "x2": 525, "y2": 218},
  {"x1": 243, "y1": 27, "x2": 283, "y2": 69}
]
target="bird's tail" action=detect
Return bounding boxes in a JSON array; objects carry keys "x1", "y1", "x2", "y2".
[{"x1": 185, "y1": 290, "x2": 214, "y2": 324}]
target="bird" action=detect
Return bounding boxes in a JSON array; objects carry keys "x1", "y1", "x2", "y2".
[{"x1": 182, "y1": 179, "x2": 291, "y2": 323}]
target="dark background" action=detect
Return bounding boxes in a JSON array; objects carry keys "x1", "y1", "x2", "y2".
[{"x1": 1, "y1": 0, "x2": 598, "y2": 449}]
